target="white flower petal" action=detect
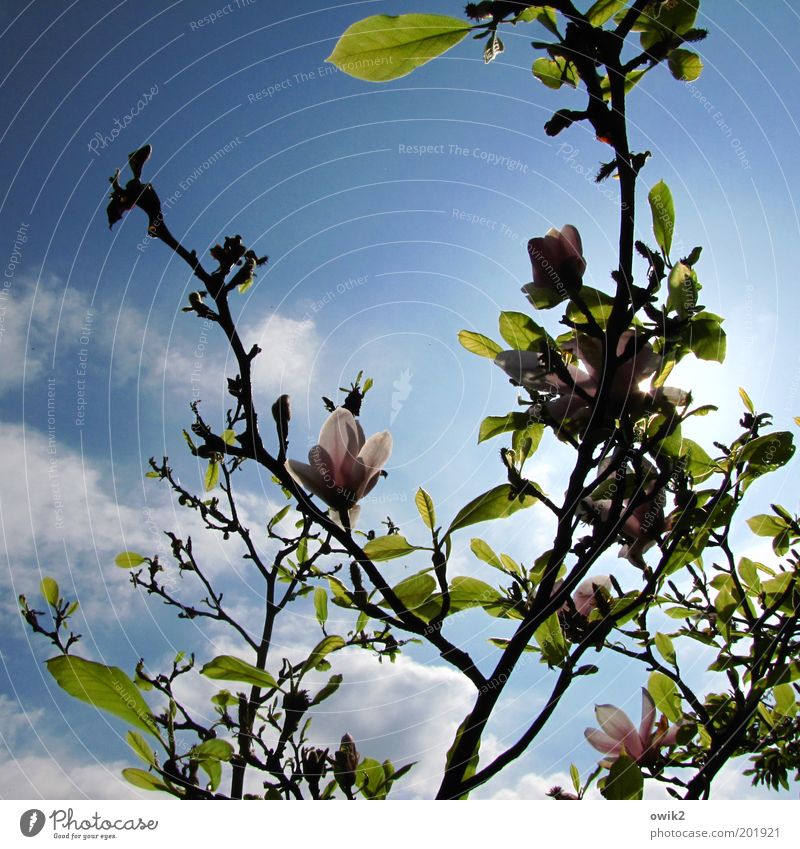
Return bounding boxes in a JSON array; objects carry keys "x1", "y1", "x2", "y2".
[
  {"x1": 317, "y1": 408, "x2": 360, "y2": 483},
  {"x1": 285, "y1": 460, "x2": 333, "y2": 505},
  {"x1": 584, "y1": 728, "x2": 623, "y2": 755},
  {"x1": 595, "y1": 704, "x2": 637, "y2": 743},
  {"x1": 639, "y1": 687, "x2": 656, "y2": 744}
]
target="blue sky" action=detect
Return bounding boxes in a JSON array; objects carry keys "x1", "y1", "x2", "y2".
[{"x1": 1, "y1": 0, "x2": 800, "y2": 800}]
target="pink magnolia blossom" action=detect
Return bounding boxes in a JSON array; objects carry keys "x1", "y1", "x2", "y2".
[
  {"x1": 566, "y1": 330, "x2": 689, "y2": 413},
  {"x1": 494, "y1": 329, "x2": 688, "y2": 429},
  {"x1": 585, "y1": 688, "x2": 681, "y2": 767},
  {"x1": 588, "y1": 489, "x2": 666, "y2": 568},
  {"x1": 524, "y1": 224, "x2": 586, "y2": 298},
  {"x1": 572, "y1": 575, "x2": 613, "y2": 616},
  {"x1": 493, "y1": 349, "x2": 596, "y2": 425},
  {"x1": 286, "y1": 408, "x2": 392, "y2": 527}
]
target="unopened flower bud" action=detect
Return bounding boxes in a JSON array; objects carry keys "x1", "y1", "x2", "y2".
[
  {"x1": 272, "y1": 394, "x2": 291, "y2": 447},
  {"x1": 333, "y1": 733, "x2": 359, "y2": 792}
]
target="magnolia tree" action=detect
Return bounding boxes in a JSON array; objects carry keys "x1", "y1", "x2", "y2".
[{"x1": 21, "y1": 0, "x2": 800, "y2": 801}]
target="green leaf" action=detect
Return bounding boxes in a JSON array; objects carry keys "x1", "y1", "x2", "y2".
[
  {"x1": 310, "y1": 674, "x2": 343, "y2": 706},
  {"x1": 570, "y1": 763, "x2": 581, "y2": 795},
  {"x1": 415, "y1": 488, "x2": 436, "y2": 530},
  {"x1": 514, "y1": 6, "x2": 559, "y2": 35},
  {"x1": 648, "y1": 180, "x2": 675, "y2": 256},
  {"x1": 237, "y1": 275, "x2": 254, "y2": 294},
  {"x1": 667, "y1": 261, "x2": 699, "y2": 318},
  {"x1": 357, "y1": 757, "x2": 387, "y2": 798},
  {"x1": 586, "y1": 0, "x2": 626, "y2": 25},
  {"x1": 687, "y1": 312, "x2": 726, "y2": 362},
  {"x1": 566, "y1": 286, "x2": 615, "y2": 328},
  {"x1": 533, "y1": 56, "x2": 579, "y2": 89},
  {"x1": 534, "y1": 613, "x2": 568, "y2": 666},
  {"x1": 469, "y1": 538, "x2": 504, "y2": 571},
  {"x1": 498, "y1": 311, "x2": 546, "y2": 350},
  {"x1": 126, "y1": 731, "x2": 156, "y2": 766},
  {"x1": 193, "y1": 739, "x2": 234, "y2": 762},
  {"x1": 268, "y1": 504, "x2": 290, "y2": 531},
  {"x1": 40, "y1": 577, "x2": 59, "y2": 607},
  {"x1": 523, "y1": 282, "x2": 564, "y2": 310},
  {"x1": 122, "y1": 768, "x2": 169, "y2": 793},
  {"x1": 512, "y1": 423, "x2": 544, "y2": 466},
  {"x1": 738, "y1": 387, "x2": 754, "y2": 413},
  {"x1": 200, "y1": 655, "x2": 279, "y2": 690},
  {"x1": 302, "y1": 635, "x2": 346, "y2": 674},
  {"x1": 204, "y1": 460, "x2": 220, "y2": 492},
  {"x1": 655, "y1": 428, "x2": 717, "y2": 483},
  {"x1": 773, "y1": 683, "x2": 797, "y2": 717},
  {"x1": 362, "y1": 534, "x2": 419, "y2": 561},
  {"x1": 444, "y1": 716, "x2": 481, "y2": 799},
  {"x1": 601, "y1": 754, "x2": 643, "y2": 800},
  {"x1": 654, "y1": 632, "x2": 677, "y2": 667},
  {"x1": 714, "y1": 586, "x2": 737, "y2": 624},
  {"x1": 478, "y1": 412, "x2": 533, "y2": 443},
  {"x1": 457, "y1": 329, "x2": 502, "y2": 359},
  {"x1": 599, "y1": 69, "x2": 648, "y2": 101},
  {"x1": 221, "y1": 429, "x2": 237, "y2": 446},
  {"x1": 668, "y1": 48, "x2": 703, "y2": 81},
  {"x1": 740, "y1": 432, "x2": 795, "y2": 477},
  {"x1": 390, "y1": 572, "x2": 437, "y2": 611},
  {"x1": 637, "y1": 0, "x2": 699, "y2": 50},
  {"x1": 327, "y1": 14, "x2": 471, "y2": 82},
  {"x1": 182, "y1": 429, "x2": 197, "y2": 453},
  {"x1": 115, "y1": 551, "x2": 146, "y2": 569},
  {"x1": 314, "y1": 587, "x2": 328, "y2": 628},
  {"x1": 737, "y1": 557, "x2": 762, "y2": 595},
  {"x1": 648, "y1": 671, "x2": 682, "y2": 723},
  {"x1": 198, "y1": 758, "x2": 222, "y2": 791},
  {"x1": 746, "y1": 514, "x2": 788, "y2": 538},
  {"x1": 46, "y1": 656, "x2": 157, "y2": 737},
  {"x1": 446, "y1": 484, "x2": 538, "y2": 537},
  {"x1": 448, "y1": 576, "x2": 504, "y2": 613}
]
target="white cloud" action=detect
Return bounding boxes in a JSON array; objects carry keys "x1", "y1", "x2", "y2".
[
  {"x1": 0, "y1": 694, "x2": 150, "y2": 800},
  {"x1": 0, "y1": 274, "x2": 91, "y2": 395},
  {"x1": 247, "y1": 312, "x2": 319, "y2": 400},
  {"x1": 0, "y1": 753, "x2": 146, "y2": 800}
]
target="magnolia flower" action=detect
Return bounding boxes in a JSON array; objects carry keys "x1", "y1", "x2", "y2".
[
  {"x1": 286, "y1": 408, "x2": 391, "y2": 527},
  {"x1": 524, "y1": 224, "x2": 586, "y2": 299},
  {"x1": 567, "y1": 330, "x2": 689, "y2": 413},
  {"x1": 585, "y1": 688, "x2": 681, "y2": 767},
  {"x1": 587, "y1": 490, "x2": 666, "y2": 568},
  {"x1": 494, "y1": 349, "x2": 596, "y2": 426},
  {"x1": 572, "y1": 575, "x2": 613, "y2": 616}
]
